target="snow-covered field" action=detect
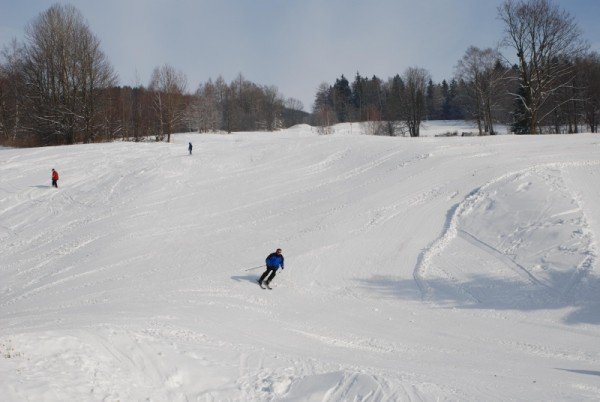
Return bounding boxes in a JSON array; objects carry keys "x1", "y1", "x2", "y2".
[
  {"x1": 1, "y1": 123, "x2": 600, "y2": 401},
  {"x1": 328, "y1": 120, "x2": 509, "y2": 137}
]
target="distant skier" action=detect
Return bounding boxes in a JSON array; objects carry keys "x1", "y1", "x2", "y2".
[
  {"x1": 257, "y1": 248, "x2": 284, "y2": 289},
  {"x1": 51, "y1": 168, "x2": 59, "y2": 188},
  {"x1": 188, "y1": 142, "x2": 193, "y2": 155}
]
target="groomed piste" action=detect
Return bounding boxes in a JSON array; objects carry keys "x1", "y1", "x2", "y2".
[{"x1": 1, "y1": 122, "x2": 600, "y2": 400}]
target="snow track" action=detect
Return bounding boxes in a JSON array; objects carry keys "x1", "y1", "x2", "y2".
[{"x1": 416, "y1": 160, "x2": 600, "y2": 308}]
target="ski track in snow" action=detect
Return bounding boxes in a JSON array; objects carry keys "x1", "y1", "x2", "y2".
[{"x1": 414, "y1": 160, "x2": 600, "y2": 304}]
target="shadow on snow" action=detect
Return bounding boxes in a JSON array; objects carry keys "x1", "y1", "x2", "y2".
[
  {"x1": 357, "y1": 271, "x2": 600, "y2": 325},
  {"x1": 556, "y1": 369, "x2": 600, "y2": 377},
  {"x1": 231, "y1": 275, "x2": 260, "y2": 284}
]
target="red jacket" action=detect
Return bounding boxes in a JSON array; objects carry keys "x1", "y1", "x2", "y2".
[{"x1": 52, "y1": 171, "x2": 59, "y2": 181}]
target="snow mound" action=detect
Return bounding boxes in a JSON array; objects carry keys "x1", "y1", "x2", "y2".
[
  {"x1": 282, "y1": 371, "x2": 447, "y2": 401},
  {"x1": 421, "y1": 164, "x2": 599, "y2": 309}
]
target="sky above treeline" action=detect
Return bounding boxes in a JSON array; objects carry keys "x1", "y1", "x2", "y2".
[{"x1": 1, "y1": 0, "x2": 599, "y2": 111}]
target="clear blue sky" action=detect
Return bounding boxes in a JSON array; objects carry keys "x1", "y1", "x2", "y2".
[{"x1": 1, "y1": 0, "x2": 599, "y2": 110}]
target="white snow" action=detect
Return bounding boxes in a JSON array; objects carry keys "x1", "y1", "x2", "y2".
[
  {"x1": 1, "y1": 122, "x2": 600, "y2": 401},
  {"x1": 324, "y1": 120, "x2": 509, "y2": 137}
]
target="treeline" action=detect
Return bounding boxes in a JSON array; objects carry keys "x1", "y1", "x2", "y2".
[
  {"x1": 103, "y1": 71, "x2": 308, "y2": 144},
  {"x1": 314, "y1": 0, "x2": 600, "y2": 136},
  {"x1": 185, "y1": 75, "x2": 307, "y2": 135},
  {"x1": 0, "y1": 4, "x2": 308, "y2": 147},
  {"x1": 2, "y1": 1, "x2": 600, "y2": 147},
  {"x1": 313, "y1": 72, "x2": 470, "y2": 136}
]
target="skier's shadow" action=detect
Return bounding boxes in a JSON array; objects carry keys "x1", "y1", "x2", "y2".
[
  {"x1": 30, "y1": 185, "x2": 52, "y2": 188},
  {"x1": 556, "y1": 369, "x2": 600, "y2": 377},
  {"x1": 231, "y1": 275, "x2": 259, "y2": 283}
]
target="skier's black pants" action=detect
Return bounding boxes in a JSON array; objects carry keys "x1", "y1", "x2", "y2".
[
  {"x1": 259, "y1": 267, "x2": 277, "y2": 284},
  {"x1": 52, "y1": 180, "x2": 58, "y2": 188}
]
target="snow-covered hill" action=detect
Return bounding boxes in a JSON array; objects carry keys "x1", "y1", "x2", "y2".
[{"x1": 1, "y1": 125, "x2": 600, "y2": 400}]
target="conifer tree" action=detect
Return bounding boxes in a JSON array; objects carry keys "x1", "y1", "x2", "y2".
[
  {"x1": 511, "y1": 77, "x2": 531, "y2": 134},
  {"x1": 332, "y1": 75, "x2": 353, "y2": 123}
]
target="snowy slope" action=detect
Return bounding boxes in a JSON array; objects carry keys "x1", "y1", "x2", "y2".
[{"x1": 1, "y1": 125, "x2": 600, "y2": 401}]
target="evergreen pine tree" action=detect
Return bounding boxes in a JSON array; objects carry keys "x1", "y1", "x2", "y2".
[
  {"x1": 440, "y1": 80, "x2": 450, "y2": 119},
  {"x1": 386, "y1": 75, "x2": 404, "y2": 121},
  {"x1": 446, "y1": 79, "x2": 463, "y2": 119},
  {"x1": 351, "y1": 72, "x2": 365, "y2": 120},
  {"x1": 332, "y1": 75, "x2": 353, "y2": 122},
  {"x1": 426, "y1": 79, "x2": 436, "y2": 120},
  {"x1": 511, "y1": 79, "x2": 531, "y2": 134},
  {"x1": 383, "y1": 75, "x2": 404, "y2": 135}
]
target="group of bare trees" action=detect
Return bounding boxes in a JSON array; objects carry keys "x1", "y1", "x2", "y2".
[
  {"x1": 0, "y1": 4, "x2": 162, "y2": 146},
  {"x1": 183, "y1": 74, "x2": 307, "y2": 134},
  {"x1": 0, "y1": 4, "x2": 117, "y2": 146},
  {"x1": 455, "y1": 47, "x2": 509, "y2": 135},
  {"x1": 0, "y1": 4, "x2": 308, "y2": 147},
  {"x1": 148, "y1": 65, "x2": 188, "y2": 143}
]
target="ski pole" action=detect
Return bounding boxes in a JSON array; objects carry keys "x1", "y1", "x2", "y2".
[{"x1": 243, "y1": 264, "x2": 264, "y2": 271}]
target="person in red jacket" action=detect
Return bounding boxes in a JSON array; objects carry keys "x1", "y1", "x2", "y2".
[{"x1": 51, "y1": 169, "x2": 59, "y2": 188}]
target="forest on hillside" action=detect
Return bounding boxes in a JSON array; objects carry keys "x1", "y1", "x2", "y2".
[{"x1": 1, "y1": 0, "x2": 599, "y2": 146}]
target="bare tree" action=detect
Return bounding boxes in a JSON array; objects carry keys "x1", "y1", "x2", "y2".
[
  {"x1": 283, "y1": 97, "x2": 305, "y2": 127},
  {"x1": 498, "y1": 0, "x2": 587, "y2": 134},
  {"x1": 185, "y1": 80, "x2": 222, "y2": 133},
  {"x1": 286, "y1": 98, "x2": 303, "y2": 113},
  {"x1": 261, "y1": 85, "x2": 284, "y2": 131},
  {"x1": 455, "y1": 46, "x2": 507, "y2": 135},
  {"x1": 199, "y1": 80, "x2": 222, "y2": 132},
  {"x1": 149, "y1": 64, "x2": 188, "y2": 142},
  {"x1": 313, "y1": 82, "x2": 336, "y2": 134},
  {"x1": 402, "y1": 67, "x2": 430, "y2": 137},
  {"x1": 21, "y1": 4, "x2": 116, "y2": 144},
  {"x1": 578, "y1": 53, "x2": 600, "y2": 133},
  {"x1": 0, "y1": 40, "x2": 26, "y2": 143}
]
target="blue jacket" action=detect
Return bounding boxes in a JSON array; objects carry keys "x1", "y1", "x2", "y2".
[{"x1": 266, "y1": 253, "x2": 284, "y2": 270}]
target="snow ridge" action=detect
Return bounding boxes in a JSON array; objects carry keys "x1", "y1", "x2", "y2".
[{"x1": 413, "y1": 160, "x2": 600, "y2": 302}]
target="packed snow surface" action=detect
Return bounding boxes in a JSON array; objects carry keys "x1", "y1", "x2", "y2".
[{"x1": 1, "y1": 123, "x2": 600, "y2": 401}]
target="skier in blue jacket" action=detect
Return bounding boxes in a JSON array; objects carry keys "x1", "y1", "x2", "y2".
[{"x1": 258, "y1": 248, "x2": 284, "y2": 287}]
